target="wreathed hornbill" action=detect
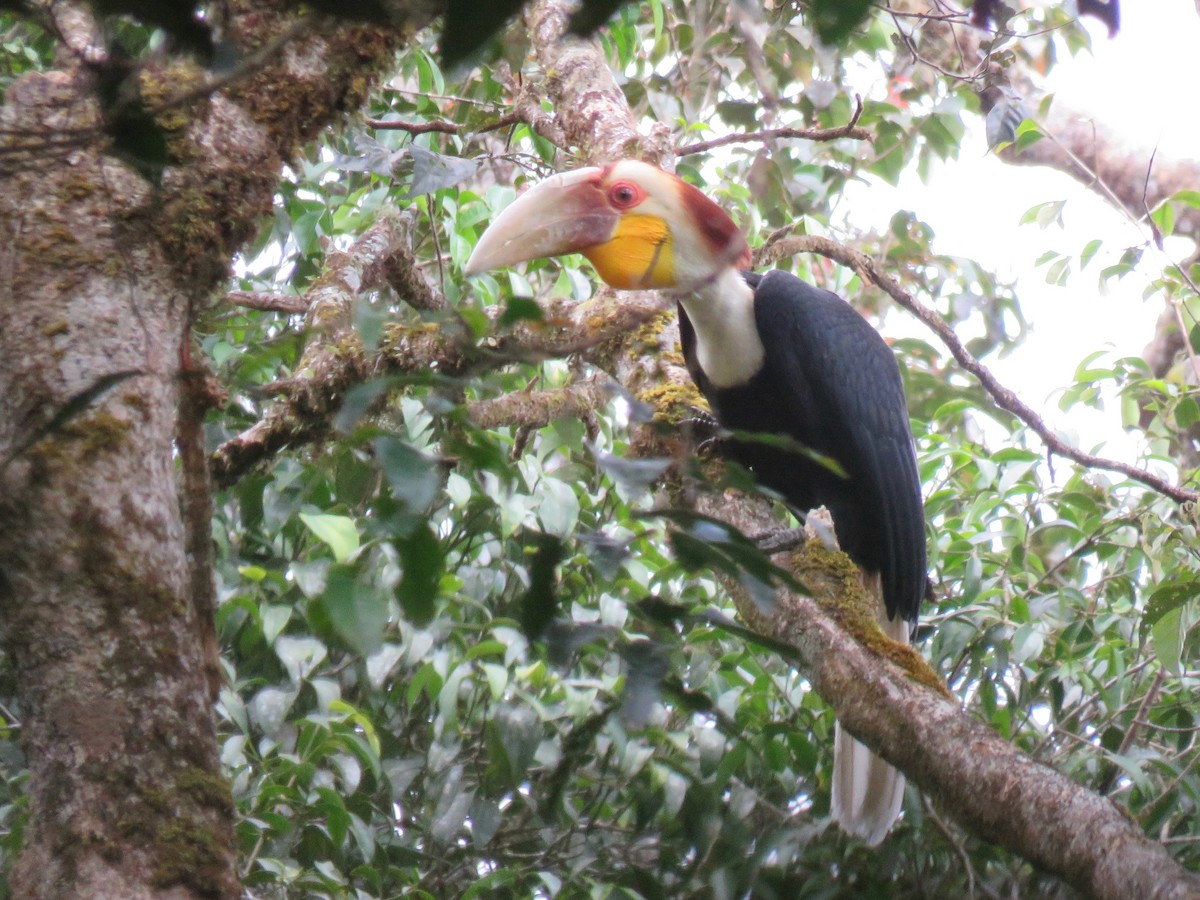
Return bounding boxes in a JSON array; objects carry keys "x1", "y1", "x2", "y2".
[{"x1": 465, "y1": 160, "x2": 927, "y2": 845}]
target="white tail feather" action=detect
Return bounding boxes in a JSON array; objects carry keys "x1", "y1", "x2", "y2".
[{"x1": 830, "y1": 577, "x2": 908, "y2": 845}]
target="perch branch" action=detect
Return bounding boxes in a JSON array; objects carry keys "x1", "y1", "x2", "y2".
[{"x1": 755, "y1": 537, "x2": 1199, "y2": 900}]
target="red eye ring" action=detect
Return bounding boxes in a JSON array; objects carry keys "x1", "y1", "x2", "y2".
[{"x1": 608, "y1": 181, "x2": 644, "y2": 210}]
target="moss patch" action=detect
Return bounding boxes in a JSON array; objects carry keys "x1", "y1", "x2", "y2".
[
  {"x1": 151, "y1": 819, "x2": 225, "y2": 894},
  {"x1": 65, "y1": 410, "x2": 132, "y2": 456},
  {"x1": 790, "y1": 539, "x2": 950, "y2": 697},
  {"x1": 175, "y1": 767, "x2": 235, "y2": 817},
  {"x1": 637, "y1": 380, "x2": 707, "y2": 425}
]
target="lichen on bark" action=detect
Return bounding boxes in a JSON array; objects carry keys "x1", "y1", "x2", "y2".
[{"x1": 0, "y1": 2, "x2": 427, "y2": 896}]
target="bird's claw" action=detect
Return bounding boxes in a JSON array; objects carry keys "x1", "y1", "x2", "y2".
[{"x1": 681, "y1": 409, "x2": 724, "y2": 452}]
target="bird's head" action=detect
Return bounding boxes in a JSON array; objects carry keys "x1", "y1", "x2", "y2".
[{"x1": 464, "y1": 160, "x2": 751, "y2": 292}]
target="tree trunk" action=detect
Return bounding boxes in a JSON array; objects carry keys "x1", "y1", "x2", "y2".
[
  {"x1": 0, "y1": 73, "x2": 239, "y2": 897},
  {"x1": 0, "y1": 2, "x2": 421, "y2": 892}
]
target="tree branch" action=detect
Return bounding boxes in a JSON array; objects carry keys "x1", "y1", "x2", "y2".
[
  {"x1": 734, "y1": 530, "x2": 1200, "y2": 900},
  {"x1": 760, "y1": 234, "x2": 1199, "y2": 505},
  {"x1": 524, "y1": 0, "x2": 672, "y2": 166},
  {"x1": 383, "y1": 238, "x2": 447, "y2": 311},
  {"x1": 676, "y1": 95, "x2": 871, "y2": 156},
  {"x1": 467, "y1": 376, "x2": 612, "y2": 430},
  {"x1": 363, "y1": 116, "x2": 461, "y2": 134},
  {"x1": 895, "y1": 6, "x2": 1200, "y2": 243},
  {"x1": 211, "y1": 208, "x2": 432, "y2": 485},
  {"x1": 210, "y1": 204, "x2": 671, "y2": 488},
  {"x1": 226, "y1": 290, "x2": 310, "y2": 314}
]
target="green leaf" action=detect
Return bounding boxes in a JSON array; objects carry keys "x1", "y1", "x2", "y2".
[
  {"x1": 404, "y1": 147, "x2": 479, "y2": 198},
  {"x1": 375, "y1": 436, "x2": 441, "y2": 513},
  {"x1": 321, "y1": 566, "x2": 388, "y2": 656},
  {"x1": 1150, "y1": 606, "x2": 1184, "y2": 677},
  {"x1": 1073, "y1": 350, "x2": 1112, "y2": 383},
  {"x1": 869, "y1": 122, "x2": 906, "y2": 185},
  {"x1": 619, "y1": 640, "x2": 669, "y2": 728},
  {"x1": 430, "y1": 767, "x2": 472, "y2": 846},
  {"x1": 291, "y1": 208, "x2": 323, "y2": 257},
  {"x1": 333, "y1": 133, "x2": 399, "y2": 177},
  {"x1": 469, "y1": 797, "x2": 503, "y2": 848},
  {"x1": 537, "y1": 477, "x2": 580, "y2": 538},
  {"x1": 299, "y1": 512, "x2": 360, "y2": 563},
  {"x1": 809, "y1": 0, "x2": 873, "y2": 44},
  {"x1": 461, "y1": 869, "x2": 519, "y2": 900},
  {"x1": 1176, "y1": 396, "x2": 1200, "y2": 430},
  {"x1": 1020, "y1": 199, "x2": 1065, "y2": 229},
  {"x1": 498, "y1": 296, "x2": 544, "y2": 326},
  {"x1": 1142, "y1": 583, "x2": 1199, "y2": 635},
  {"x1": 487, "y1": 705, "x2": 541, "y2": 785},
  {"x1": 1014, "y1": 118, "x2": 1045, "y2": 152},
  {"x1": 1171, "y1": 189, "x2": 1200, "y2": 209},
  {"x1": 716, "y1": 100, "x2": 759, "y2": 129},
  {"x1": 1150, "y1": 200, "x2": 1175, "y2": 241},
  {"x1": 261, "y1": 604, "x2": 293, "y2": 646},
  {"x1": 334, "y1": 379, "x2": 393, "y2": 433},
  {"x1": 1046, "y1": 255, "x2": 1071, "y2": 285},
  {"x1": 395, "y1": 523, "x2": 444, "y2": 625}
]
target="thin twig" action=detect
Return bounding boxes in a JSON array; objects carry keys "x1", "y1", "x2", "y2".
[
  {"x1": 427, "y1": 195, "x2": 445, "y2": 299},
  {"x1": 1097, "y1": 669, "x2": 1166, "y2": 795},
  {"x1": 477, "y1": 112, "x2": 521, "y2": 134},
  {"x1": 760, "y1": 234, "x2": 1200, "y2": 505},
  {"x1": 388, "y1": 88, "x2": 498, "y2": 107},
  {"x1": 924, "y1": 795, "x2": 1003, "y2": 900},
  {"x1": 677, "y1": 95, "x2": 870, "y2": 156},
  {"x1": 226, "y1": 290, "x2": 309, "y2": 315},
  {"x1": 364, "y1": 117, "x2": 461, "y2": 135}
]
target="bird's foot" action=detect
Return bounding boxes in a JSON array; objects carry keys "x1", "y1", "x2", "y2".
[
  {"x1": 802, "y1": 507, "x2": 840, "y2": 552},
  {"x1": 680, "y1": 408, "x2": 725, "y2": 453}
]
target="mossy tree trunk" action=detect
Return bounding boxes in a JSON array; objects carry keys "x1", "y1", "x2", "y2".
[{"x1": 0, "y1": 2, "x2": 422, "y2": 894}]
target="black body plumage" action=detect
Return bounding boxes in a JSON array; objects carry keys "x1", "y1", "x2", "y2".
[{"x1": 678, "y1": 269, "x2": 926, "y2": 623}]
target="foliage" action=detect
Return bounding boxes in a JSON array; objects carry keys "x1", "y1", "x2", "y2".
[
  {"x1": 0, "y1": 14, "x2": 53, "y2": 99},
  {"x1": 3, "y1": 2, "x2": 1199, "y2": 898}
]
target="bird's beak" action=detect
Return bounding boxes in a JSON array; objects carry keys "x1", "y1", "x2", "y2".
[{"x1": 465, "y1": 167, "x2": 618, "y2": 275}]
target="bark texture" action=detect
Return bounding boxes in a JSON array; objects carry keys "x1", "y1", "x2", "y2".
[
  {"x1": 0, "y1": 2, "x2": 422, "y2": 895},
  {"x1": 0, "y1": 69, "x2": 240, "y2": 900}
]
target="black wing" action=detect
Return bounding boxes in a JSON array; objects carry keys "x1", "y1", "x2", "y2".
[{"x1": 749, "y1": 270, "x2": 926, "y2": 622}]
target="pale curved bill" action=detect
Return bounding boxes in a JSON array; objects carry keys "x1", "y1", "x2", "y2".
[{"x1": 464, "y1": 167, "x2": 617, "y2": 274}]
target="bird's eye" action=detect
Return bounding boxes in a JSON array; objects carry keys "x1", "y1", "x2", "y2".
[{"x1": 608, "y1": 181, "x2": 643, "y2": 209}]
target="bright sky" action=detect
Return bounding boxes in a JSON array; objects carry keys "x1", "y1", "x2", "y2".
[{"x1": 844, "y1": 1, "x2": 1200, "y2": 464}]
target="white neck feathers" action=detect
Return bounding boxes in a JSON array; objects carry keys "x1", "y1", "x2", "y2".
[{"x1": 676, "y1": 268, "x2": 765, "y2": 388}]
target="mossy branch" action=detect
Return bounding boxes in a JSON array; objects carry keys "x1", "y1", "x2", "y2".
[
  {"x1": 703, "y1": 493, "x2": 1198, "y2": 900},
  {"x1": 466, "y1": 376, "x2": 612, "y2": 430}
]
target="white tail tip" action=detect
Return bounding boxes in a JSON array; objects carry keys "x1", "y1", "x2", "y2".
[{"x1": 830, "y1": 588, "x2": 910, "y2": 845}]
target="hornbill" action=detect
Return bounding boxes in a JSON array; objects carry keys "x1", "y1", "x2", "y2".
[{"x1": 464, "y1": 160, "x2": 927, "y2": 845}]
